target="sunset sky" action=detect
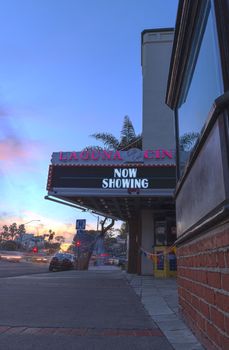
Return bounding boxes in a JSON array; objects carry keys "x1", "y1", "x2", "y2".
[{"x1": 0, "y1": 0, "x2": 178, "y2": 241}]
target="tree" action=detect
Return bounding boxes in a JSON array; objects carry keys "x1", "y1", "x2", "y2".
[
  {"x1": 85, "y1": 115, "x2": 142, "y2": 151},
  {"x1": 100, "y1": 218, "x2": 115, "y2": 238},
  {"x1": 48, "y1": 229, "x2": 55, "y2": 241},
  {"x1": 116, "y1": 222, "x2": 128, "y2": 240},
  {"x1": 55, "y1": 235, "x2": 65, "y2": 243},
  {"x1": 0, "y1": 240, "x2": 18, "y2": 251},
  {"x1": 9, "y1": 223, "x2": 18, "y2": 240},
  {"x1": 86, "y1": 114, "x2": 199, "y2": 154},
  {"x1": 1, "y1": 225, "x2": 10, "y2": 240},
  {"x1": 179, "y1": 132, "x2": 200, "y2": 151},
  {"x1": 17, "y1": 224, "x2": 26, "y2": 240}
]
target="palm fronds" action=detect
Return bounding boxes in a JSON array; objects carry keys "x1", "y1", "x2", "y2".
[
  {"x1": 179, "y1": 132, "x2": 200, "y2": 151},
  {"x1": 90, "y1": 132, "x2": 119, "y2": 150},
  {"x1": 84, "y1": 115, "x2": 142, "y2": 151}
]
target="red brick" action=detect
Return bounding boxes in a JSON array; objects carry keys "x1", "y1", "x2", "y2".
[
  {"x1": 201, "y1": 254, "x2": 207, "y2": 267},
  {"x1": 193, "y1": 282, "x2": 202, "y2": 297},
  {"x1": 102, "y1": 330, "x2": 119, "y2": 336},
  {"x1": 210, "y1": 307, "x2": 225, "y2": 331},
  {"x1": 221, "y1": 273, "x2": 229, "y2": 292},
  {"x1": 182, "y1": 279, "x2": 193, "y2": 292},
  {"x1": 22, "y1": 328, "x2": 41, "y2": 335},
  {"x1": 0, "y1": 326, "x2": 10, "y2": 334},
  {"x1": 207, "y1": 271, "x2": 221, "y2": 289},
  {"x1": 38, "y1": 328, "x2": 57, "y2": 335},
  {"x1": 55, "y1": 328, "x2": 73, "y2": 335},
  {"x1": 215, "y1": 292, "x2": 229, "y2": 313},
  {"x1": 179, "y1": 267, "x2": 186, "y2": 277},
  {"x1": 196, "y1": 270, "x2": 207, "y2": 284},
  {"x1": 216, "y1": 231, "x2": 229, "y2": 248},
  {"x1": 71, "y1": 328, "x2": 87, "y2": 336},
  {"x1": 148, "y1": 329, "x2": 163, "y2": 336},
  {"x1": 191, "y1": 294, "x2": 200, "y2": 309},
  {"x1": 196, "y1": 312, "x2": 206, "y2": 332},
  {"x1": 217, "y1": 251, "x2": 226, "y2": 268},
  {"x1": 4, "y1": 327, "x2": 26, "y2": 334},
  {"x1": 133, "y1": 330, "x2": 152, "y2": 336},
  {"x1": 196, "y1": 255, "x2": 201, "y2": 267},
  {"x1": 206, "y1": 321, "x2": 221, "y2": 348},
  {"x1": 221, "y1": 333, "x2": 229, "y2": 350},
  {"x1": 199, "y1": 299, "x2": 210, "y2": 319},
  {"x1": 206, "y1": 253, "x2": 217, "y2": 267},
  {"x1": 202, "y1": 237, "x2": 214, "y2": 251},
  {"x1": 203, "y1": 286, "x2": 215, "y2": 304},
  {"x1": 225, "y1": 250, "x2": 229, "y2": 268},
  {"x1": 184, "y1": 288, "x2": 192, "y2": 301},
  {"x1": 224, "y1": 314, "x2": 229, "y2": 333}
]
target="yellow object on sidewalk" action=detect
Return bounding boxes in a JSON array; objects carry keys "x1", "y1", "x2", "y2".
[{"x1": 153, "y1": 246, "x2": 177, "y2": 278}]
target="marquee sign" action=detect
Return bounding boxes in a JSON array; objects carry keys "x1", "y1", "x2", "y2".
[
  {"x1": 46, "y1": 149, "x2": 176, "y2": 220},
  {"x1": 51, "y1": 148, "x2": 176, "y2": 166},
  {"x1": 47, "y1": 165, "x2": 176, "y2": 191}
]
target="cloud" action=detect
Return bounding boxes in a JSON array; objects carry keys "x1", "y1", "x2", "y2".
[
  {"x1": 0, "y1": 106, "x2": 44, "y2": 169},
  {"x1": 0, "y1": 137, "x2": 30, "y2": 160}
]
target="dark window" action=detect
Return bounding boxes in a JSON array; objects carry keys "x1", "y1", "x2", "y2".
[{"x1": 178, "y1": 1, "x2": 223, "y2": 174}]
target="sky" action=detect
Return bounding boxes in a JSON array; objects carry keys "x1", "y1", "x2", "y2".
[{"x1": 0, "y1": 0, "x2": 178, "y2": 241}]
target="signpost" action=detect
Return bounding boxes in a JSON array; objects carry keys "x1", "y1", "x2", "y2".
[{"x1": 76, "y1": 219, "x2": 86, "y2": 230}]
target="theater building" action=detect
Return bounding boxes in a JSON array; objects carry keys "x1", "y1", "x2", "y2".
[
  {"x1": 46, "y1": 28, "x2": 176, "y2": 276},
  {"x1": 166, "y1": 0, "x2": 229, "y2": 348}
]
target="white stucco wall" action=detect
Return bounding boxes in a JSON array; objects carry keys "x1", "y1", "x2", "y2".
[
  {"x1": 141, "y1": 210, "x2": 154, "y2": 275},
  {"x1": 142, "y1": 30, "x2": 175, "y2": 150},
  {"x1": 140, "y1": 29, "x2": 175, "y2": 275}
]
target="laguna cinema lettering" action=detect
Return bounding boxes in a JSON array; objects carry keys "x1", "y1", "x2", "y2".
[{"x1": 58, "y1": 149, "x2": 173, "y2": 161}]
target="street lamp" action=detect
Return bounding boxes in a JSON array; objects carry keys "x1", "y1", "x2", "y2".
[
  {"x1": 19, "y1": 220, "x2": 41, "y2": 244},
  {"x1": 24, "y1": 220, "x2": 41, "y2": 225}
]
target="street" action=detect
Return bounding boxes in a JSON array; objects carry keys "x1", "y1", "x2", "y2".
[
  {"x1": 0, "y1": 260, "x2": 49, "y2": 278},
  {"x1": 0, "y1": 262, "x2": 173, "y2": 350}
]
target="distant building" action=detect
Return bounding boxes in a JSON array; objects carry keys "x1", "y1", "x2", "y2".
[{"x1": 20, "y1": 233, "x2": 44, "y2": 250}]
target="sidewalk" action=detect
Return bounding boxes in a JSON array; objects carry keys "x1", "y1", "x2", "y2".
[
  {"x1": 0, "y1": 265, "x2": 205, "y2": 350},
  {"x1": 125, "y1": 273, "x2": 204, "y2": 350},
  {"x1": 0, "y1": 266, "x2": 173, "y2": 350}
]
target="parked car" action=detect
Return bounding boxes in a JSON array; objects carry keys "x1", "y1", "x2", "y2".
[
  {"x1": 117, "y1": 256, "x2": 127, "y2": 268},
  {"x1": 49, "y1": 252, "x2": 76, "y2": 272}
]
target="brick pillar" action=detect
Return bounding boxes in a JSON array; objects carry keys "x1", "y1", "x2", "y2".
[{"x1": 177, "y1": 222, "x2": 229, "y2": 349}]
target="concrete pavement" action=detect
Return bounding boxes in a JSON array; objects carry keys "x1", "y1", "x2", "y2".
[
  {"x1": 126, "y1": 273, "x2": 205, "y2": 350},
  {"x1": 0, "y1": 266, "x2": 173, "y2": 350}
]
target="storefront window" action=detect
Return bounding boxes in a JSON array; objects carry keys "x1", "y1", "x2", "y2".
[{"x1": 178, "y1": 2, "x2": 223, "y2": 173}]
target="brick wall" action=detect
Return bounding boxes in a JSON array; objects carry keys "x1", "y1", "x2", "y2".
[{"x1": 177, "y1": 221, "x2": 229, "y2": 350}]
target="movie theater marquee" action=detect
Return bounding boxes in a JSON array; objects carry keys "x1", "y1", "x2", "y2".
[{"x1": 47, "y1": 149, "x2": 176, "y2": 194}]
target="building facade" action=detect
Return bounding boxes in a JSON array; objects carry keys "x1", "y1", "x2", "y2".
[
  {"x1": 166, "y1": 0, "x2": 229, "y2": 348},
  {"x1": 46, "y1": 29, "x2": 177, "y2": 276},
  {"x1": 141, "y1": 28, "x2": 176, "y2": 274}
]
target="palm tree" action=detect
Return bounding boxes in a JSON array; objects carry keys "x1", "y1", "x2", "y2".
[
  {"x1": 85, "y1": 115, "x2": 198, "y2": 153},
  {"x1": 48, "y1": 229, "x2": 55, "y2": 241},
  {"x1": 1, "y1": 225, "x2": 9, "y2": 240},
  {"x1": 85, "y1": 115, "x2": 142, "y2": 151},
  {"x1": 9, "y1": 223, "x2": 18, "y2": 240},
  {"x1": 179, "y1": 132, "x2": 200, "y2": 151}
]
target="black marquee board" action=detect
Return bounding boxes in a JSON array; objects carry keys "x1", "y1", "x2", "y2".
[{"x1": 48, "y1": 165, "x2": 176, "y2": 190}]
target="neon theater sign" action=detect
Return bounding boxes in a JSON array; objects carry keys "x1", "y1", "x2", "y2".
[{"x1": 58, "y1": 149, "x2": 173, "y2": 162}]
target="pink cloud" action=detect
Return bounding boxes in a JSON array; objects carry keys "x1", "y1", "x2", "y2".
[
  {"x1": 0, "y1": 137, "x2": 29, "y2": 160},
  {"x1": 0, "y1": 137, "x2": 42, "y2": 161},
  {"x1": 0, "y1": 107, "x2": 45, "y2": 170}
]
